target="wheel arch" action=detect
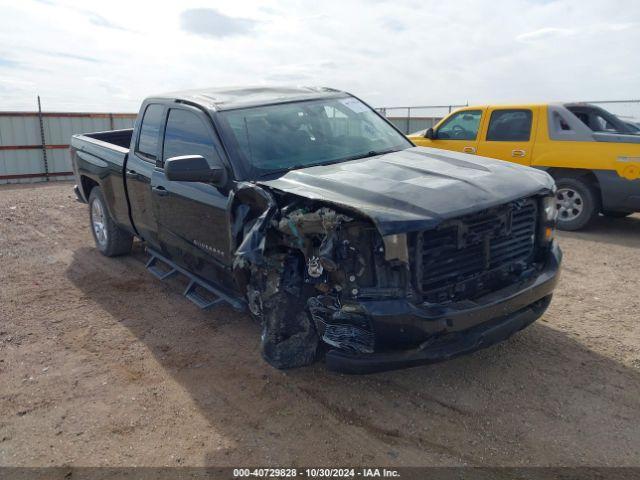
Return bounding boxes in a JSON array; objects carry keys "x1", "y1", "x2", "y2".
[
  {"x1": 79, "y1": 175, "x2": 99, "y2": 201},
  {"x1": 545, "y1": 167, "x2": 602, "y2": 209}
]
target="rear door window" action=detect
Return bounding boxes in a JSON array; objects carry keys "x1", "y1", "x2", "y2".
[
  {"x1": 486, "y1": 109, "x2": 533, "y2": 141},
  {"x1": 136, "y1": 104, "x2": 164, "y2": 159}
]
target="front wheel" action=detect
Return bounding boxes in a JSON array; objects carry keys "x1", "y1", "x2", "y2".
[
  {"x1": 88, "y1": 187, "x2": 133, "y2": 256},
  {"x1": 260, "y1": 291, "x2": 319, "y2": 369},
  {"x1": 554, "y1": 177, "x2": 600, "y2": 231}
]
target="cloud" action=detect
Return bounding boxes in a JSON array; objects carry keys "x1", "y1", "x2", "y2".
[
  {"x1": 586, "y1": 22, "x2": 636, "y2": 33},
  {"x1": 1, "y1": 0, "x2": 639, "y2": 114},
  {"x1": 516, "y1": 27, "x2": 575, "y2": 42},
  {"x1": 258, "y1": 6, "x2": 280, "y2": 15},
  {"x1": 382, "y1": 18, "x2": 407, "y2": 32},
  {"x1": 265, "y1": 72, "x2": 312, "y2": 82},
  {"x1": 180, "y1": 8, "x2": 256, "y2": 38},
  {"x1": 37, "y1": 50, "x2": 100, "y2": 63},
  {"x1": 86, "y1": 12, "x2": 130, "y2": 31},
  {"x1": 516, "y1": 22, "x2": 636, "y2": 42},
  {"x1": 0, "y1": 57, "x2": 21, "y2": 68}
]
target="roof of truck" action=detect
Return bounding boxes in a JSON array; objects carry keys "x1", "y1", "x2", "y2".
[{"x1": 151, "y1": 86, "x2": 348, "y2": 111}]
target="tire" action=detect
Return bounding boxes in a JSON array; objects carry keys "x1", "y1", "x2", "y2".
[
  {"x1": 602, "y1": 210, "x2": 633, "y2": 218},
  {"x1": 554, "y1": 177, "x2": 600, "y2": 231},
  {"x1": 260, "y1": 291, "x2": 319, "y2": 369},
  {"x1": 88, "y1": 187, "x2": 133, "y2": 256}
]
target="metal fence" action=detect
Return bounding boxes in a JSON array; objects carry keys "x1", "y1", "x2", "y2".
[
  {"x1": 378, "y1": 100, "x2": 640, "y2": 135},
  {"x1": 377, "y1": 104, "x2": 467, "y2": 134},
  {"x1": 0, "y1": 99, "x2": 136, "y2": 184},
  {"x1": 2, "y1": 99, "x2": 639, "y2": 185}
]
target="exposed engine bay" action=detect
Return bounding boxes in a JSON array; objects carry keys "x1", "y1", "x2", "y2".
[{"x1": 230, "y1": 183, "x2": 412, "y2": 368}]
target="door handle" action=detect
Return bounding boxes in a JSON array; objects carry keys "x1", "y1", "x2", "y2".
[
  {"x1": 512, "y1": 149, "x2": 526, "y2": 158},
  {"x1": 463, "y1": 146, "x2": 476, "y2": 154},
  {"x1": 152, "y1": 186, "x2": 169, "y2": 197},
  {"x1": 125, "y1": 169, "x2": 138, "y2": 179}
]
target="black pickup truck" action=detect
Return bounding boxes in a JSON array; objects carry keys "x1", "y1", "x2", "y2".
[{"x1": 71, "y1": 86, "x2": 561, "y2": 373}]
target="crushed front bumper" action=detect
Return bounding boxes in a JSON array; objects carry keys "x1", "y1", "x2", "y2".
[{"x1": 325, "y1": 241, "x2": 561, "y2": 374}]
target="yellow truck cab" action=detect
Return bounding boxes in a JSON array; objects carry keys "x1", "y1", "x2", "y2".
[{"x1": 408, "y1": 103, "x2": 640, "y2": 230}]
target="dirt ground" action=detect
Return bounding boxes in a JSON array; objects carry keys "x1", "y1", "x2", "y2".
[{"x1": 1, "y1": 181, "x2": 639, "y2": 467}]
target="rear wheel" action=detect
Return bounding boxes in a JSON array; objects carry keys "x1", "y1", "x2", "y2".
[
  {"x1": 88, "y1": 187, "x2": 133, "y2": 256},
  {"x1": 554, "y1": 177, "x2": 600, "y2": 231}
]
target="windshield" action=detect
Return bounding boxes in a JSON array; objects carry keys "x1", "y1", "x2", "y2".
[{"x1": 218, "y1": 96, "x2": 412, "y2": 177}]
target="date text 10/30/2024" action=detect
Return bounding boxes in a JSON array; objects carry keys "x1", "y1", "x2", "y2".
[{"x1": 233, "y1": 468, "x2": 401, "y2": 478}]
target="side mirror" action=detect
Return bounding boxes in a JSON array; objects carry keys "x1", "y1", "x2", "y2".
[
  {"x1": 164, "y1": 155, "x2": 227, "y2": 186},
  {"x1": 425, "y1": 127, "x2": 435, "y2": 139}
]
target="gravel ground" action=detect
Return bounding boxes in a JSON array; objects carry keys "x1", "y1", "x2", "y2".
[{"x1": 1, "y1": 181, "x2": 639, "y2": 467}]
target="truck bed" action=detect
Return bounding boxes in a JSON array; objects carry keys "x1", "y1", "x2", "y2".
[
  {"x1": 79, "y1": 128, "x2": 134, "y2": 150},
  {"x1": 70, "y1": 128, "x2": 132, "y2": 176},
  {"x1": 70, "y1": 129, "x2": 134, "y2": 228}
]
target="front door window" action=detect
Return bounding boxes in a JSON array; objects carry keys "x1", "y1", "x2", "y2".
[{"x1": 437, "y1": 110, "x2": 482, "y2": 140}]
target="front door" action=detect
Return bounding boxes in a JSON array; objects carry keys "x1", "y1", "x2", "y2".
[
  {"x1": 428, "y1": 109, "x2": 484, "y2": 154},
  {"x1": 125, "y1": 103, "x2": 164, "y2": 248},
  {"x1": 150, "y1": 106, "x2": 233, "y2": 290},
  {"x1": 477, "y1": 107, "x2": 538, "y2": 166}
]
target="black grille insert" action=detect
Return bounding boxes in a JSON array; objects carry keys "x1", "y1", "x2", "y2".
[{"x1": 415, "y1": 198, "x2": 538, "y2": 303}]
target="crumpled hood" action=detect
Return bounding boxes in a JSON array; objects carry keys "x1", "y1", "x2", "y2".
[{"x1": 258, "y1": 146, "x2": 554, "y2": 235}]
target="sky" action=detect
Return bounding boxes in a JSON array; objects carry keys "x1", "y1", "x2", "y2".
[{"x1": 0, "y1": 0, "x2": 639, "y2": 114}]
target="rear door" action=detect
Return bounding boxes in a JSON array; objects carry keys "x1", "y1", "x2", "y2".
[
  {"x1": 125, "y1": 103, "x2": 164, "y2": 248},
  {"x1": 429, "y1": 108, "x2": 484, "y2": 154},
  {"x1": 477, "y1": 107, "x2": 538, "y2": 166},
  {"x1": 150, "y1": 105, "x2": 233, "y2": 289}
]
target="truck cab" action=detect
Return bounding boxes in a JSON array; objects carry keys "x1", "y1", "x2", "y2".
[{"x1": 409, "y1": 103, "x2": 640, "y2": 230}]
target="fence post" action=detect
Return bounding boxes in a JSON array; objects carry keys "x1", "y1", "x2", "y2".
[
  {"x1": 37, "y1": 95, "x2": 49, "y2": 182},
  {"x1": 406, "y1": 107, "x2": 411, "y2": 134}
]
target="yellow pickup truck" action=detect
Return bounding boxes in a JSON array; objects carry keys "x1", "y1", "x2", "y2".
[{"x1": 408, "y1": 103, "x2": 640, "y2": 230}]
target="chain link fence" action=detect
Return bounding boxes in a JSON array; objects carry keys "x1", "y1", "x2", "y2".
[
  {"x1": 377, "y1": 100, "x2": 640, "y2": 135},
  {"x1": 376, "y1": 104, "x2": 467, "y2": 135}
]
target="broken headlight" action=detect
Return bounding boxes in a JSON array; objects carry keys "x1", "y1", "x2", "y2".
[
  {"x1": 382, "y1": 234, "x2": 408, "y2": 263},
  {"x1": 543, "y1": 195, "x2": 558, "y2": 223}
]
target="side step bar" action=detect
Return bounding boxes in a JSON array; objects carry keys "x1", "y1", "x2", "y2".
[
  {"x1": 146, "y1": 255, "x2": 178, "y2": 280},
  {"x1": 145, "y1": 249, "x2": 246, "y2": 312}
]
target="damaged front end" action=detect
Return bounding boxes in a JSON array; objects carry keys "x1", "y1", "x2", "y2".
[
  {"x1": 230, "y1": 183, "x2": 412, "y2": 368},
  {"x1": 230, "y1": 183, "x2": 560, "y2": 374}
]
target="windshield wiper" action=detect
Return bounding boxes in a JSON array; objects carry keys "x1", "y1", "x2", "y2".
[
  {"x1": 342, "y1": 148, "x2": 401, "y2": 162},
  {"x1": 257, "y1": 164, "x2": 308, "y2": 179}
]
